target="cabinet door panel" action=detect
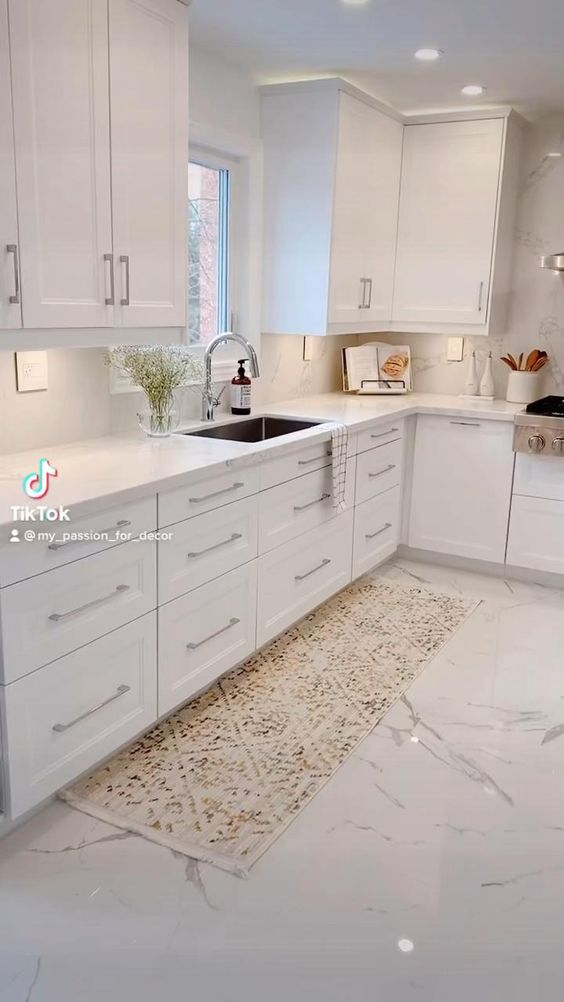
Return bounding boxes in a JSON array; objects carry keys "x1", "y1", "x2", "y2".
[
  {"x1": 0, "y1": 0, "x2": 21, "y2": 330},
  {"x1": 329, "y1": 95, "x2": 402, "y2": 325},
  {"x1": 408, "y1": 415, "x2": 514, "y2": 563},
  {"x1": 109, "y1": 0, "x2": 188, "y2": 327},
  {"x1": 9, "y1": 0, "x2": 113, "y2": 328},
  {"x1": 393, "y1": 120, "x2": 504, "y2": 326}
]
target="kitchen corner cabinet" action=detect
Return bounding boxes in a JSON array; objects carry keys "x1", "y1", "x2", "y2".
[
  {"x1": 408, "y1": 415, "x2": 515, "y2": 563},
  {"x1": 3, "y1": 0, "x2": 188, "y2": 333},
  {"x1": 0, "y1": 1, "x2": 21, "y2": 330},
  {"x1": 392, "y1": 115, "x2": 523, "y2": 335},
  {"x1": 261, "y1": 80, "x2": 404, "y2": 336}
]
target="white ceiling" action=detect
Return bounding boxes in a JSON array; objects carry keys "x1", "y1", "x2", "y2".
[{"x1": 189, "y1": 0, "x2": 564, "y2": 119}]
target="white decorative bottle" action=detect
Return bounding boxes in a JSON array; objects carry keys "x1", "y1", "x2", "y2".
[
  {"x1": 480, "y1": 352, "x2": 495, "y2": 398},
  {"x1": 464, "y1": 351, "x2": 479, "y2": 396}
]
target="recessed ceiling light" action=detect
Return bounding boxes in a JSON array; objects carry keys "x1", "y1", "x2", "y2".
[
  {"x1": 415, "y1": 48, "x2": 442, "y2": 61},
  {"x1": 461, "y1": 84, "x2": 486, "y2": 96},
  {"x1": 547, "y1": 152, "x2": 562, "y2": 158},
  {"x1": 341, "y1": 0, "x2": 370, "y2": 5}
]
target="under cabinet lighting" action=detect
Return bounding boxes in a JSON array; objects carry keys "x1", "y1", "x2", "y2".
[
  {"x1": 415, "y1": 48, "x2": 442, "y2": 61},
  {"x1": 461, "y1": 84, "x2": 486, "y2": 96}
]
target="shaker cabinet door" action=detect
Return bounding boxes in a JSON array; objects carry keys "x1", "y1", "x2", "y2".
[
  {"x1": 109, "y1": 0, "x2": 188, "y2": 327},
  {"x1": 9, "y1": 0, "x2": 114, "y2": 328},
  {"x1": 393, "y1": 119, "x2": 504, "y2": 326},
  {"x1": 0, "y1": 0, "x2": 21, "y2": 330}
]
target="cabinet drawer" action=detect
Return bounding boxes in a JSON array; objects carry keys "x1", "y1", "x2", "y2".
[
  {"x1": 0, "y1": 540, "x2": 156, "y2": 683},
  {"x1": 257, "y1": 510, "x2": 353, "y2": 647},
  {"x1": 260, "y1": 436, "x2": 353, "y2": 491},
  {"x1": 259, "y1": 462, "x2": 355, "y2": 555},
  {"x1": 507, "y1": 496, "x2": 564, "y2": 574},
  {"x1": 158, "y1": 562, "x2": 257, "y2": 716},
  {"x1": 0, "y1": 495, "x2": 156, "y2": 587},
  {"x1": 159, "y1": 496, "x2": 258, "y2": 604},
  {"x1": 3, "y1": 613, "x2": 157, "y2": 818},
  {"x1": 159, "y1": 466, "x2": 259, "y2": 527},
  {"x1": 356, "y1": 421, "x2": 403, "y2": 455},
  {"x1": 352, "y1": 487, "x2": 400, "y2": 580},
  {"x1": 355, "y1": 439, "x2": 402, "y2": 505}
]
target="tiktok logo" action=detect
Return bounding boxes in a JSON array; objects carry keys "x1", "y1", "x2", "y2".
[{"x1": 23, "y1": 458, "x2": 58, "y2": 500}]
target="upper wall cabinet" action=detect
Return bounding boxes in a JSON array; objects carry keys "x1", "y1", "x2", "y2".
[
  {"x1": 261, "y1": 80, "x2": 404, "y2": 337},
  {"x1": 3, "y1": 0, "x2": 188, "y2": 333},
  {"x1": 0, "y1": 1, "x2": 21, "y2": 330},
  {"x1": 392, "y1": 116, "x2": 523, "y2": 335}
]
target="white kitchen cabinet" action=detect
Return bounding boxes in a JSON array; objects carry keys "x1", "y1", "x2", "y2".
[
  {"x1": 9, "y1": 0, "x2": 114, "y2": 328},
  {"x1": 3, "y1": 612, "x2": 157, "y2": 818},
  {"x1": 329, "y1": 93, "x2": 403, "y2": 327},
  {"x1": 109, "y1": 0, "x2": 188, "y2": 327},
  {"x1": 408, "y1": 415, "x2": 515, "y2": 563},
  {"x1": 0, "y1": 0, "x2": 21, "y2": 330},
  {"x1": 507, "y1": 495, "x2": 564, "y2": 575},
  {"x1": 261, "y1": 79, "x2": 403, "y2": 336},
  {"x1": 392, "y1": 115, "x2": 522, "y2": 335}
]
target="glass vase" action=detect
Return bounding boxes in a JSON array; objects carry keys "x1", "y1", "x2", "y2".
[{"x1": 137, "y1": 393, "x2": 179, "y2": 437}]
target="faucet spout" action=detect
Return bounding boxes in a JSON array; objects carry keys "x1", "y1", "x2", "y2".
[{"x1": 202, "y1": 332, "x2": 260, "y2": 422}]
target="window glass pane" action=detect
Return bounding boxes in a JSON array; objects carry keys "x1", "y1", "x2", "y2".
[{"x1": 188, "y1": 161, "x2": 229, "y2": 345}]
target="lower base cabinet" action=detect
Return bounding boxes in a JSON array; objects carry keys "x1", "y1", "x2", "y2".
[
  {"x1": 353, "y1": 486, "x2": 400, "y2": 579},
  {"x1": 257, "y1": 510, "x2": 354, "y2": 648},
  {"x1": 507, "y1": 495, "x2": 564, "y2": 574},
  {"x1": 158, "y1": 562, "x2": 258, "y2": 716},
  {"x1": 3, "y1": 613, "x2": 157, "y2": 818}
]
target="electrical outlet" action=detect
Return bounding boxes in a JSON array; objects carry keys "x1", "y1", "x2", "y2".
[
  {"x1": 15, "y1": 351, "x2": 48, "y2": 392},
  {"x1": 303, "y1": 336, "x2": 314, "y2": 362},
  {"x1": 447, "y1": 337, "x2": 465, "y2": 362}
]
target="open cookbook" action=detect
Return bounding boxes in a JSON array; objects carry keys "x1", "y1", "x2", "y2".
[{"x1": 341, "y1": 342, "x2": 412, "y2": 394}]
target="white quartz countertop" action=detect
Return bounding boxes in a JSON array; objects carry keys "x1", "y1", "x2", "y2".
[{"x1": 0, "y1": 392, "x2": 521, "y2": 528}]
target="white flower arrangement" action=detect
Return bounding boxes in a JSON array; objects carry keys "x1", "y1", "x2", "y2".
[{"x1": 107, "y1": 345, "x2": 204, "y2": 435}]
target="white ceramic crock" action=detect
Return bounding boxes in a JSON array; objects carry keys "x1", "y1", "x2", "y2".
[{"x1": 506, "y1": 371, "x2": 541, "y2": 405}]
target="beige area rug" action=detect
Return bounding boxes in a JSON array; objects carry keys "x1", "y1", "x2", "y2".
[{"x1": 62, "y1": 579, "x2": 478, "y2": 875}]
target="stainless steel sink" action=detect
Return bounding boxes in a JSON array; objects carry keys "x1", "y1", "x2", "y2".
[{"x1": 179, "y1": 416, "x2": 322, "y2": 443}]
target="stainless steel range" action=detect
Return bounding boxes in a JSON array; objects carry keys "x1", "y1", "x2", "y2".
[{"x1": 514, "y1": 396, "x2": 564, "y2": 455}]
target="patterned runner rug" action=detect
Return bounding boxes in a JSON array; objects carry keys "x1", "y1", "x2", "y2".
[{"x1": 62, "y1": 579, "x2": 478, "y2": 875}]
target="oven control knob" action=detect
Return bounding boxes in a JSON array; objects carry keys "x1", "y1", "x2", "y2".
[
  {"x1": 528, "y1": 434, "x2": 546, "y2": 453},
  {"x1": 552, "y1": 437, "x2": 564, "y2": 455}
]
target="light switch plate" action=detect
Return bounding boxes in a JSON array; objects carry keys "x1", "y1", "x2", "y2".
[
  {"x1": 15, "y1": 351, "x2": 48, "y2": 392},
  {"x1": 447, "y1": 337, "x2": 465, "y2": 362}
]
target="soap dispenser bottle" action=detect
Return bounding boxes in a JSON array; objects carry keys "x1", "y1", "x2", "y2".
[{"x1": 231, "y1": 359, "x2": 252, "y2": 415}]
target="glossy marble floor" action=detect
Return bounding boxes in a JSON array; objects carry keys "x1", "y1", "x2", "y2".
[{"x1": 1, "y1": 558, "x2": 563, "y2": 1002}]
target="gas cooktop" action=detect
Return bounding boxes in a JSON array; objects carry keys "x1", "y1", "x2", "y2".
[{"x1": 514, "y1": 396, "x2": 564, "y2": 455}]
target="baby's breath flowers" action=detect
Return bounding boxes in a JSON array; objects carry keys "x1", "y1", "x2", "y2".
[{"x1": 107, "y1": 345, "x2": 204, "y2": 435}]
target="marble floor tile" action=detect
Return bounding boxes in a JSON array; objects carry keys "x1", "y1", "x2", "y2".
[{"x1": 0, "y1": 558, "x2": 563, "y2": 1001}]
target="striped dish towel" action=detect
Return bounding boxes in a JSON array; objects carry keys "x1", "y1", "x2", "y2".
[{"x1": 330, "y1": 423, "x2": 349, "y2": 511}]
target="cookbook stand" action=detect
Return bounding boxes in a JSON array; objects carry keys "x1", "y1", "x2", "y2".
[{"x1": 357, "y1": 379, "x2": 409, "y2": 396}]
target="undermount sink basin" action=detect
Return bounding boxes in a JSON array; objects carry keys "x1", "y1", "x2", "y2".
[{"x1": 180, "y1": 416, "x2": 322, "y2": 443}]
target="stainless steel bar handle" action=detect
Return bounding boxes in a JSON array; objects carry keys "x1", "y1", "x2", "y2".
[
  {"x1": 368, "y1": 464, "x2": 396, "y2": 479},
  {"x1": 120, "y1": 255, "x2": 130, "y2": 306},
  {"x1": 104, "y1": 253, "x2": 115, "y2": 306},
  {"x1": 186, "y1": 617, "x2": 240, "y2": 651},
  {"x1": 365, "y1": 278, "x2": 373, "y2": 310},
  {"x1": 187, "y1": 533, "x2": 242, "y2": 559},
  {"x1": 359, "y1": 278, "x2": 368, "y2": 309},
  {"x1": 189, "y1": 482, "x2": 244, "y2": 504},
  {"x1": 371, "y1": 428, "x2": 399, "y2": 439},
  {"x1": 53, "y1": 684, "x2": 131, "y2": 733},
  {"x1": 48, "y1": 519, "x2": 131, "y2": 551},
  {"x1": 478, "y1": 281, "x2": 484, "y2": 312},
  {"x1": 293, "y1": 493, "x2": 331, "y2": 513},
  {"x1": 298, "y1": 452, "x2": 332, "y2": 466},
  {"x1": 366, "y1": 522, "x2": 392, "y2": 541},
  {"x1": 295, "y1": 558, "x2": 331, "y2": 582},
  {"x1": 6, "y1": 244, "x2": 20, "y2": 305},
  {"x1": 49, "y1": 584, "x2": 130, "y2": 623},
  {"x1": 450, "y1": 421, "x2": 481, "y2": 428}
]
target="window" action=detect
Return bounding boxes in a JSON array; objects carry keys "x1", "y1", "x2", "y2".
[{"x1": 188, "y1": 157, "x2": 231, "y2": 346}]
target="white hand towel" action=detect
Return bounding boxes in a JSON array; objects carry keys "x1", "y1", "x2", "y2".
[{"x1": 330, "y1": 423, "x2": 349, "y2": 512}]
